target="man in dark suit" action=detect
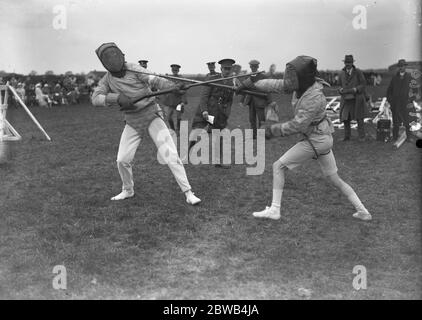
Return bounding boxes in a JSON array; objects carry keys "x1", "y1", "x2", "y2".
[
  {"x1": 386, "y1": 59, "x2": 413, "y2": 142},
  {"x1": 338, "y1": 55, "x2": 368, "y2": 141}
]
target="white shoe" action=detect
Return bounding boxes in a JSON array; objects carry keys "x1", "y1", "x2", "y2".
[
  {"x1": 353, "y1": 210, "x2": 372, "y2": 221},
  {"x1": 186, "y1": 192, "x2": 201, "y2": 205},
  {"x1": 110, "y1": 190, "x2": 134, "y2": 201},
  {"x1": 252, "y1": 206, "x2": 281, "y2": 220}
]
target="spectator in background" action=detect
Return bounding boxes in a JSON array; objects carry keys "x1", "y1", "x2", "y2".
[
  {"x1": 15, "y1": 83, "x2": 26, "y2": 104},
  {"x1": 205, "y1": 61, "x2": 220, "y2": 78},
  {"x1": 232, "y1": 64, "x2": 245, "y2": 108},
  {"x1": 370, "y1": 73, "x2": 376, "y2": 86},
  {"x1": 386, "y1": 59, "x2": 413, "y2": 142},
  {"x1": 138, "y1": 60, "x2": 148, "y2": 69},
  {"x1": 87, "y1": 77, "x2": 95, "y2": 87},
  {"x1": 232, "y1": 64, "x2": 242, "y2": 85},
  {"x1": 10, "y1": 77, "x2": 18, "y2": 88},
  {"x1": 375, "y1": 74, "x2": 382, "y2": 86},
  {"x1": 35, "y1": 83, "x2": 51, "y2": 108},
  {"x1": 244, "y1": 59, "x2": 269, "y2": 140},
  {"x1": 338, "y1": 55, "x2": 368, "y2": 141},
  {"x1": 70, "y1": 76, "x2": 77, "y2": 86},
  {"x1": 334, "y1": 73, "x2": 339, "y2": 86},
  {"x1": 73, "y1": 85, "x2": 80, "y2": 104},
  {"x1": 42, "y1": 83, "x2": 50, "y2": 96},
  {"x1": 53, "y1": 82, "x2": 63, "y2": 105},
  {"x1": 268, "y1": 64, "x2": 276, "y2": 78},
  {"x1": 26, "y1": 82, "x2": 36, "y2": 107},
  {"x1": 161, "y1": 64, "x2": 187, "y2": 135}
]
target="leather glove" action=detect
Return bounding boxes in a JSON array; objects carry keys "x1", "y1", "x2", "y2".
[
  {"x1": 259, "y1": 121, "x2": 278, "y2": 140},
  {"x1": 117, "y1": 93, "x2": 135, "y2": 111}
]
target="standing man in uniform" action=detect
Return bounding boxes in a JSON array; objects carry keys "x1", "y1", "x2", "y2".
[
  {"x1": 244, "y1": 60, "x2": 270, "y2": 139},
  {"x1": 91, "y1": 42, "x2": 201, "y2": 205},
  {"x1": 161, "y1": 64, "x2": 188, "y2": 135},
  {"x1": 190, "y1": 59, "x2": 236, "y2": 169},
  {"x1": 237, "y1": 55, "x2": 372, "y2": 221},
  {"x1": 138, "y1": 60, "x2": 148, "y2": 69},
  {"x1": 386, "y1": 59, "x2": 413, "y2": 142},
  {"x1": 205, "y1": 62, "x2": 220, "y2": 78},
  {"x1": 338, "y1": 55, "x2": 368, "y2": 141}
]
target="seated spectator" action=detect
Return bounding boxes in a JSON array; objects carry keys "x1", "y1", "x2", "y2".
[
  {"x1": 52, "y1": 82, "x2": 63, "y2": 105},
  {"x1": 15, "y1": 83, "x2": 26, "y2": 103},
  {"x1": 26, "y1": 83, "x2": 36, "y2": 107},
  {"x1": 375, "y1": 74, "x2": 382, "y2": 86},
  {"x1": 42, "y1": 83, "x2": 51, "y2": 95}
]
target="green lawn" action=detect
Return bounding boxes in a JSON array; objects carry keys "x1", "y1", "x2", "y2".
[{"x1": 0, "y1": 87, "x2": 420, "y2": 299}]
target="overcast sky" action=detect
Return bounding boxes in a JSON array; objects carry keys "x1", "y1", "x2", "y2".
[{"x1": 0, "y1": 0, "x2": 420, "y2": 75}]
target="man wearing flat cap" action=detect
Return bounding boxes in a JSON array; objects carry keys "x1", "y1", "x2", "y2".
[
  {"x1": 191, "y1": 58, "x2": 236, "y2": 168},
  {"x1": 205, "y1": 62, "x2": 220, "y2": 78},
  {"x1": 386, "y1": 59, "x2": 413, "y2": 142},
  {"x1": 338, "y1": 55, "x2": 368, "y2": 141},
  {"x1": 161, "y1": 64, "x2": 188, "y2": 135},
  {"x1": 138, "y1": 60, "x2": 148, "y2": 69},
  {"x1": 243, "y1": 59, "x2": 270, "y2": 139},
  {"x1": 91, "y1": 42, "x2": 201, "y2": 205}
]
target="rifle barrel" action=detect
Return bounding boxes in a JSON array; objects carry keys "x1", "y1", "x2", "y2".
[{"x1": 134, "y1": 71, "x2": 267, "y2": 99}]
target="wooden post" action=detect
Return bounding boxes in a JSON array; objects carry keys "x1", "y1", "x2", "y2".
[{"x1": 8, "y1": 84, "x2": 52, "y2": 141}]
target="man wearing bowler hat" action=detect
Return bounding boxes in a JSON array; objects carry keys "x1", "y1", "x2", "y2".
[
  {"x1": 161, "y1": 64, "x2": 188, "y2": 135},
  {"x1": 386, "y1": 59, "x2": 413, "y2": 142},
  {"x1": 338, "y1": 55, "x2": 368, "y2": 141}
]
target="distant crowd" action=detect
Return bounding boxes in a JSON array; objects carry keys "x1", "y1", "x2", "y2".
[
  {"x1": 0, "y1": 74, "x2": 101, "y2": 108},
  {"x1": 318, "y1": 70, "x2": 383, "y2": 87}
]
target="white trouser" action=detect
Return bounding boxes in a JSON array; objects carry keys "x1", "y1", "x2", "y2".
[{"x1": 116, "y1": 117, "x2": 191, "y2": 193}]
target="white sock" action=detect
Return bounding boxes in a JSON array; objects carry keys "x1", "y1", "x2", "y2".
[
  {"x1": 345, "y1": 188, "x2": 367, "y2": 213},
  {"x1": 185, "y1": 190, "x2": 193, "y2": 198},
  {"x1": 271, "y1": 189, "x2": 282, "y2": 213}
]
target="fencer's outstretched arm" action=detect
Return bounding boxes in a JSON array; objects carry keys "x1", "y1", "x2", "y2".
[
  {"x1": 91, "y1": 63, "x2": 177, "y2": 107},
  {"x1": 249, "y1": 79, "x2": 285, "y2": 94},
  {"x1": 128, "y1": 64, "x2": 175, "y2": 91}
]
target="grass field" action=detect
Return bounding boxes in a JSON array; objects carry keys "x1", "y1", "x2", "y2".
[{"x1": 0, "y1": 86, "x2": 421, "y2": 299}]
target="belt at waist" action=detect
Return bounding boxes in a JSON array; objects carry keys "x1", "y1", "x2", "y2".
[{"x1": 310, "y1": 115, "x2": 328, "y2": 127}]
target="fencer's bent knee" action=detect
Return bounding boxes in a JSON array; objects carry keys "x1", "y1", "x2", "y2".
[
  {"x1": 273, "y1": 160, "x2": 285, "y2": 172},
  {"x1": 116, "y1": 152, "x2": 133, "y2": 165}
]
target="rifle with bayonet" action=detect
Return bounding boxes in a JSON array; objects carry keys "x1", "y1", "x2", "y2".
[{"x1": 131, "y1": 71, "x2": 267, "y2": 104}]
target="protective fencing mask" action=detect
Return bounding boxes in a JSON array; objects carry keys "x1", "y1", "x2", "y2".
[
  {"x1": 283, "y1": 63, "x2": 299, "y2": 93},
  {"x1": 284, "y1": 56, "x2": 317, "y2": 96},
  {"x1": 95, "y1": 43, "x2": 125, "y2": 76}
]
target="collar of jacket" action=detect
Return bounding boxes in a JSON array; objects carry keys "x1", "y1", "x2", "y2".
[
  {"x1": 294, "y1": 81, "x2": 324, "y2": 106},
  {"x1": 342, "y1": 65, "x2": 356, "y2": 73}
]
